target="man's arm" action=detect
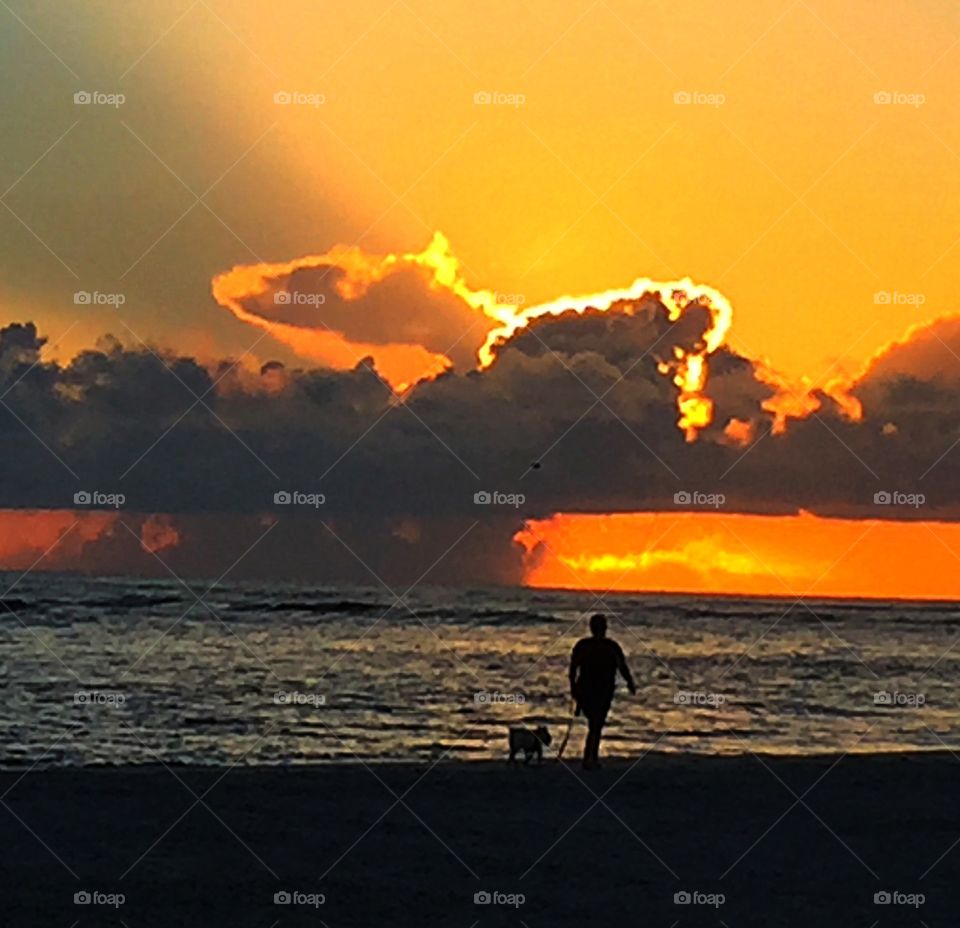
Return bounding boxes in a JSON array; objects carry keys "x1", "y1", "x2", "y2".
[{"x1": 616, "y1": 643, "x2": 636, "y2": 694}]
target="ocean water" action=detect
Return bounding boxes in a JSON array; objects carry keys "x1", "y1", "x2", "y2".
[{"x1": 1, "y1": 573, "x2": 958, "y2": 766}]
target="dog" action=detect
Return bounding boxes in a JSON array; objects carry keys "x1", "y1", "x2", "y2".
[{"x1": 507, "y1": 725, "x2": 552, "y2": 764}]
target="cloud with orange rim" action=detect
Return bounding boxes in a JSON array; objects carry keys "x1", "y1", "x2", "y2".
[{"x1": 0, "y1": 239, "x2": 959, "y2": 591}]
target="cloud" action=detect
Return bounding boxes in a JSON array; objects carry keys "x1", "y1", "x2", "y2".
[
  {"x1": 211, "y1": 233, "x2": 498, "y2": 389},
  {"x1": 1, "y1": 287, "x2": 958, "y2": 584},
  {"x1": 140, "y1": 514, "x2": 180, "y2": 554},
  {"x1": 211, "y1": 233, "x2": 736, "y2": 441},
  {"x1": 0, "y1": 510, "x2": 118, "y2": 571}
]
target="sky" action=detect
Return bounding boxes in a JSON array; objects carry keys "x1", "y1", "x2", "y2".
[{"x1": 1, "y1": 0, "x2": 959, "y2": 596}]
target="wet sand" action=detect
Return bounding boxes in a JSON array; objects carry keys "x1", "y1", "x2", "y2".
[{"x1": 1, "y1": 752, "x2": 957, "y2": 925}]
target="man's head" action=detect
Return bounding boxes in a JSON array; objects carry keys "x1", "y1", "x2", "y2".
[{"x1": 589, "y1": 613, "x2": 607, "y2": 637}]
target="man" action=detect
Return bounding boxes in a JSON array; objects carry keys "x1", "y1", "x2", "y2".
[{"x1": 569, "y1": 613, "x2": 636, "y2": 769}]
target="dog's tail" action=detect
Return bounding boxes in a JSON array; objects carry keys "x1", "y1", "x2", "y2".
[{"x1": 556, "y1": 700, "x2": 578, "y2": 761}]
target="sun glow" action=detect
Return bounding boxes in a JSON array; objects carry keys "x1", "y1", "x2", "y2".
[
  {"x1": 516, "y1": 511, "x2": 960, "y2": 600},
  {"x1": 477, "y1": 274, "x2": 733, "y2": 441}
]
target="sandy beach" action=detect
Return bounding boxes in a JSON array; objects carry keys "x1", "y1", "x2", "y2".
[{"x1": 1, "y1": 751, "x2": 956, "y2": 926}]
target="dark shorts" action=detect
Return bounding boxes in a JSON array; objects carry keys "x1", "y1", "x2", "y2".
[{"x1": 577, "y1": 690, "x2": 613, "y2": 725}]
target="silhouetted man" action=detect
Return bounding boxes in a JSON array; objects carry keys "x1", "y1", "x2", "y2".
[{"x1": 569, "y1": 614, "x2": 635, "y2": 769}]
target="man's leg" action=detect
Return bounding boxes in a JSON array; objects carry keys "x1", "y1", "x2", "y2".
[
  {"x1": 583, "y1": 712, "x2": 603, "y2": 768},
  {"x1": 589, "y1": 700, "x2": 612, "y2": 767}
]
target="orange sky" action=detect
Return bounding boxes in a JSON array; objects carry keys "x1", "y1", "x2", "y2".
[
  {"x1": 0, "y1": 508, "x2": 957, "y2": 602},
  {"x1": 197, "y1": 0, "x2": 960, "y2": 386},
  {"x1": 0, "y1": 511, "x2": 118, "y2": 570},
  {"x1": 4, "y1": 0, "x2": 958, "y2": 387},
  {"x1": 516, "y1": 512, "x2": 960, "y2": 600}
]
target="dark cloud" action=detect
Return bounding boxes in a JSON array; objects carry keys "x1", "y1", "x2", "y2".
[
  {"x1": 212, "y1": 235, "x2": 499, "y2": 381},
  {"x1": 250, "y1": 264, "x2": 495, "y2": 371},
  {"x1": 0, "y1": 306, "x2": 957, "y2": 585}
]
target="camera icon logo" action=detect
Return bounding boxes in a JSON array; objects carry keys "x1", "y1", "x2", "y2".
[
  {"x1": 874, "y1": 891, "x2": 891, "y2": 904},
  {"x1": 874, "y1": 691, "x2": 892, "y2": 705},
  {"x1": 474, "y1": 891, "x2": 492, "y2": 904},
  {"x1": 274, "y1": 491, "x2": 291, "y2": 505},
  {"x1": 74, "y1": 491, "x2": 91, "y2": 505},
  {"x1": 673, "y1": 91, "x2": 691, "y2": 104},
  {"x1": 673, "y1": 490, "x2": 691, "y2": 505},
  {"x1": 74, "y1": 91, "x2": 92, "y2": 105},
  {"x1": 274, "y1": 91, "x2": 292, "y2": 105},
  {"x1": 74, "y1": 291, "x2": 92, "y2": 304},
  {"x1": 473, "y1": 91, "x2": 491, "y2": 105},
  {"x1": 674, "y1": 891, "x2": 692, "y2": 904},
  {"x1": 274, "y1": 891, "x2": 292, "y2": 904},
  {"x1": 474, "y1": 491, "x2": 491, "y2": 505},
  {"x1": 274, "y1": 291, "x2": 291, "y2": 304},
  {"x1": 874, "y1": 490, "x2": 891, "y2": 505},
  {"x1": 874, "y1": 91, "x2": 892, "y2": 104},
  {"x1": 74, "y1": 891, "x2": 92, "y2": 904}
]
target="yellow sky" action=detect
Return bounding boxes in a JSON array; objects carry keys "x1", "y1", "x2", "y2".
[
  {"x1": 3, "y1": 0, "x2": 958, "y2": 385},
  {"x1": 214, "y1": 0, "x2": 960, "y2": 383}
]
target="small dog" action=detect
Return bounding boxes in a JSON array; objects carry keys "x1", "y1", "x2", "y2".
[{"x1": 507, "y1": 725, "x2": 552, "y2": 764}]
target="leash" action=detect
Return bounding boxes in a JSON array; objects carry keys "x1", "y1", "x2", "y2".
[{"x1": 555, "y1": 699, "x2": 578, "y2": 761}]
